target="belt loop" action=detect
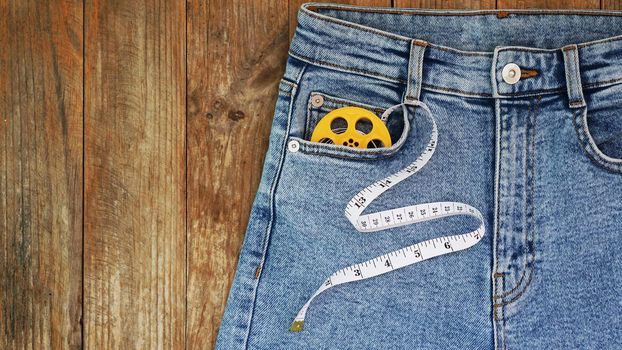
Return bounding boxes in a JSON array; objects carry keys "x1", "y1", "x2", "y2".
[
  {"x1": 405, "y1": 39, "x2": 428, "y2": 102},
  {"x1": 562, "y1": 44, "x2": 586, "y2": 109}
]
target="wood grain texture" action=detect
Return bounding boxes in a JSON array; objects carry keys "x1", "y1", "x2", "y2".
[
  {"x1": 83, "y1": 0, "x2": 186, "y2": 348},
  {"x1": 497, "y1": 0, "x2": 600, "y2": 8},
  {"x1": 395, "y1": 0, "x2": 495, "y2": 8},
  {"x1": 186, "y1": 0, "x2": 290, "y2": 347},
  {"x1": 0, "y1": 0, "x2": 83, "y2": 349},
  {"x1": 602, "y1": 0, "x2": 622, "y2": 9},
  {"x1": 289, "y1": 0, "x2": 391, "y2": 37}
]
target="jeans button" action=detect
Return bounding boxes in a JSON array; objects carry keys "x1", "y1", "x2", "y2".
[{"x1": 502, "y1": 63, "x2": 521, "y2": 84}]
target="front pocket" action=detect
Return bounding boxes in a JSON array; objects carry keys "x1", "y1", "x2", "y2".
[
  {"x1": 291, "y1": 111, "x2": 412, "y2": 161},
  {"x1": 573, "y1": 82, "x2": 622, "y2": 173},
  {"x1": 296, "y1": 92, "x2": 416, "y2": 160},
  {"x1": 304, "y1": 92, "x2": 388, "y2": 140}
]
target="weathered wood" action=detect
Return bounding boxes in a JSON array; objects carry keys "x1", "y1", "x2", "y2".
[
  {"x1": 0, "y1": 0, "x2": 83, "y2": 349},
  {"x1": 186, "y1": 0, "x2": 291, "y2": 347},
  {"x1": 83, "y1": 0, "x2": 186, "y2": 348},
  {"x1": 395, "y1": 0, "x2": 494, "y2": 8},
  {"x1": 497, "y1": 0, "x2": 600, "y2": 8},
  {"x1": 602, "y1": 1, "x2": 622, "y2": 10},
  {"x1": 289, "y1": 0, "x2": 392, "y2": 37}
]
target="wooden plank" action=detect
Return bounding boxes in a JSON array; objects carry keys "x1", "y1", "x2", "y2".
[
  {"x1": 497, "y1": 0, "x2": 600, "y2": 8},
  {"x1": 395, "y1": 0, "x2": 494, "y2": 8},
  {"x1": 0, "y1": 0, "x2": 83, "y2": 349},
  {"x1": 290, "y1": 0, "x2": 392, "y2": 37},
  {"x1": 602, "y1": 1, "x2": 622, "y2": 10},
  {"x1": 185, "y1": 0, "x2": 292, "y2": 348},
  {"x1": 83, "y1": 0, "x2": 186, "y2": 348}
]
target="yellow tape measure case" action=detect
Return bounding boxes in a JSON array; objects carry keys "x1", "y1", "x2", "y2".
[{"x1": 310, "y1": 106, "x2": 392, "y2": 149}]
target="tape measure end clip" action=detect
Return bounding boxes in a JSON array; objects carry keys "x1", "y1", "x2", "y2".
[{"x1": 289, "y1": 320, "x2": 305, "y2": 333}]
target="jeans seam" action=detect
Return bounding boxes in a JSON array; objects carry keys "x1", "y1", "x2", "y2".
[
  {"x1": 302, "y1": 6, "x2": 411, "y2": 42},
  {"x1": 493, "y1": 98, "x2": 509, "y2": 350},
  {"x1": 493, "y1": 96, "x2": 540, "y2": 350},
  {"x1": 427, "y1": 43, "x2": 492, "y2": 56},
  {"x1": 280, "y1": 78, "x2": 297, "y2": 89},
  {"x1": 288, "y1": 50, "x2": 406, "y2": 83},
  {"x1": 422, "y1": 83, "x2": 493, "y2": 98},
  {"x1": 493, "y1": 95, "x2": 540, "y2": 303},
  {"x1": 493, "y1": 101, "x2": 515, "y2": 302},
  {"x1": 291, "y1": 52, "x2": 622, "y2": 99},
  {"x1": 493, "y1": 271, "x2": 506, "y2": 350},
  {"x1": 294, "y1": 144, "x2": 399, "y2": 160},
  {"x1": 496, "y1": 86, "x2": 565, "y2": 97},
  {"x1": 242, "y1": 62, "x2": 308, "y2": 349},
  {"x1": 577, "y1": 34, "x2": 622, "y2": 48},
  {"x1": 583, "y1": 77, "x2": 622, "y2": 90},
  {"x1": 494, "y1": 269, "x2": 536, "y2": 306},
  {"x1": 572, "y1": 108, "x2": 622, "y2": 173},
  {"x1": 291, "y1": 51, "x2": 499, "y2": 98}
]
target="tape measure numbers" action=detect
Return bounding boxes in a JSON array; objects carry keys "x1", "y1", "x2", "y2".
[{"x1": 290, "y1": 101, "x2": 485, "y2": 332}]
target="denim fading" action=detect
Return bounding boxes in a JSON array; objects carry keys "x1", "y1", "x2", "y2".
[{"x1": 216, "y1": 3, "x2": 622, "y2": 349}]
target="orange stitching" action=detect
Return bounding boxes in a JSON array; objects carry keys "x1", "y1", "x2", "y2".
[
  {"x1": 521, "y1": 69, "x2": 539, "y2": 79},
  {"x1": 493, "y1": 95, "x2": 541, "y2": 300},
  {"x1": 493, "y1": 267, "x2": 535, "y2": 307},
  {"x1": 493, "y1": 99, "x2": 533, "y2": 300}
]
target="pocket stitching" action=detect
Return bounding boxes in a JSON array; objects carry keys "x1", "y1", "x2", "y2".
[
  {"x1": 304, "y1": 91, "x2": 386, "y2": 140},
  {"x1": 292, "y1": 106, "x2": 414, "y2": 161},
  {"x1": 290, "y1": 136, "x2": 406, "y2": 161},
  {"x1": 573, "y1": 107, "x2": 622, "y2": 173}
]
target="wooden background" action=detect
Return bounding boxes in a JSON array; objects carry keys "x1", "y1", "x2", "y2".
[{"x1": 1, "y1": 0, "x2": 620, "y2": 349}]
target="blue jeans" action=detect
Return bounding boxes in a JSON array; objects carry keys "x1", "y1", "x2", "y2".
[{"x1": 216, "y1": 3, "x2": 622, "y2": 349}]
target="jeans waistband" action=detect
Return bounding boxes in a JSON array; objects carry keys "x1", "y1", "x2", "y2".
[{"x1": 290, "y1": 3, "x2": 622, "y2": 102}]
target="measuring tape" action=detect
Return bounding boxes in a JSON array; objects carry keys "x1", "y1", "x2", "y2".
[{"x1": 290, "y1": 101, "x2": 485, "y2": 332}]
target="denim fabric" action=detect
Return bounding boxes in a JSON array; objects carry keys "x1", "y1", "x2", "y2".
[{"x1": 216, "y1": 3, "x2": 622, "y2": 349}]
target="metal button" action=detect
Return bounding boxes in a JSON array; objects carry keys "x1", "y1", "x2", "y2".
[
  {"x1": 287, "y1": 140, "x2": 300, "y2": 153},
  {"x1": 310, "y1": 94, "x2": 324, "y2": 108},
  {"x1": 502, "y1": 63, "x2": 521, "y2": 85}
]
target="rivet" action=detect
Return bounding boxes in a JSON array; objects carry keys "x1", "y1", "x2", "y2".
[
  {"x1": 288, "y1": 140, "x2": 300, "y2": 153},
  {"x1": 310, "y1": 94, "x2": 324, "y2": 108}
]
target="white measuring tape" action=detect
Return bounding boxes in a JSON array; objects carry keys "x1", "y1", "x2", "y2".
[{"x1": 290, "y1": 101, "x2": 485, "y2": 332}]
